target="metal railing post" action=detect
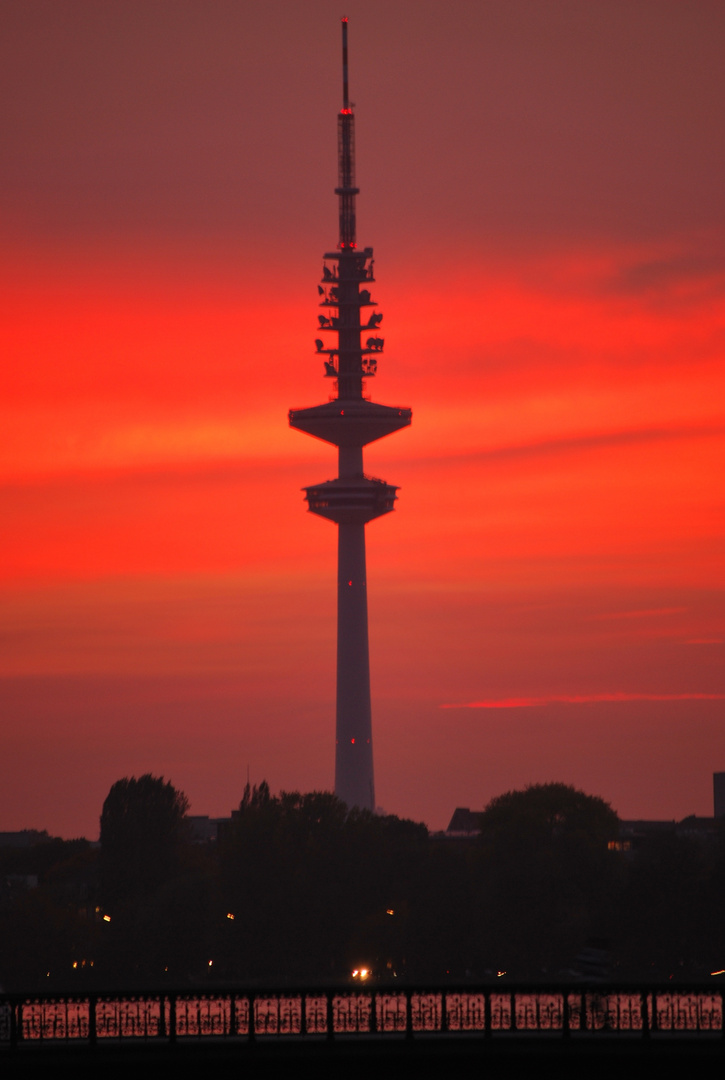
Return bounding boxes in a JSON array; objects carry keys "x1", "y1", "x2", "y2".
[
  {"x1": 88, "y1": 994, "x2": 97, "y2": 1047},
  {"x1": 248, "y1": 993, "x2": 256, "y2": 1043},
  {"x1": 642, "y1": 990, "x2": 651, "y2": 1039},
  {"x1": 326, "y1": 989, "x2": 334, "y2": 1042}
]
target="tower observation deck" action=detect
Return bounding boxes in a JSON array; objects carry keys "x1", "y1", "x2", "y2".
[{"x1": 289, "y1": 19, "x2": 411, "y2": 811}]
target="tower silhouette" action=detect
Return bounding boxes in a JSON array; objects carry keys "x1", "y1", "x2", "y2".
[{"x1": 289, "y1": 19, "x2": 411, "y2": 811}]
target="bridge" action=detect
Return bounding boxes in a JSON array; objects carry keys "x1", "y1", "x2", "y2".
[{"x1": 2, "y1": 983, "x2": 723, "y2": 1055}]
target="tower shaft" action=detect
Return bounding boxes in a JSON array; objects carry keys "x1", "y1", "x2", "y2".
[{"x1": 336, "y1": 522, "x2": 374, "y2": 809}]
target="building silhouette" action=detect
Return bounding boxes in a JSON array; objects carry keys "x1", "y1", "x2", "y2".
[
  {"x1": 714, "y1": 772, "x2": 725, "y2": 818},
  {"x1": 289, "y1": 20, "x2": 411, "y2": 810}
]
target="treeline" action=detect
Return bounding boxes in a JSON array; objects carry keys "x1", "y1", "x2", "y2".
[{"x1": 1, "y1": 777, "x2": 724, "y2": 991}]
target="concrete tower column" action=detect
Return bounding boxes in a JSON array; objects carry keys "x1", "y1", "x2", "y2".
[{"x1": 336, "y1": 522, "x2": 374, "y2": 809}]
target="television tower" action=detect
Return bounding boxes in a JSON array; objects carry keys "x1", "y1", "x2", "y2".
[{"x1": 289, "y1": 19, "x2": 411, "y2": 811}]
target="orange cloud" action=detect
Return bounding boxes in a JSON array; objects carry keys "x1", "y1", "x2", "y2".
[{"x1": 442, "y1": 693, "x2": 725, "y2": 709}]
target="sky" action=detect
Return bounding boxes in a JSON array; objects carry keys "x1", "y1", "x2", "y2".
[{"x1": 1, "y1": 0, "x2": 724, "y2": 838}]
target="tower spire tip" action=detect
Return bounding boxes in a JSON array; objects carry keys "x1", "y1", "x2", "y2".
[{"x1": 341, "y1": 16, "x2": 349, "y2": 111}]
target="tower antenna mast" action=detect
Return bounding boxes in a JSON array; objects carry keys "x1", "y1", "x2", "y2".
[
  {"x1": 336, "y1": 17, "x2": 358, "y2": 251},
  {"x1": 342, "y1": 16, "x2": 349, "y2": 109},
  {"x1": 289, "y1": 19, "x2": 412, "y2": 811}
]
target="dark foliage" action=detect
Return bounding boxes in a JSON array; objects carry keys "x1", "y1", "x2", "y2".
[
  {"x1": 215, "y1": 784, "x2": 428, "y2": 982},
  {"x1": 99, "y1": 774, "x2": 190, "y2": 905},
  {"x1": 3, "y1": 779, "x2": 724, "y2": 991},
  {"x1": 0, "y1": 837, "x2": 98, "y2": 990},
  {"x1": 474, "y1": 784, "x2": 622, "y2": 976},
  {"x1": 95, "y1": 774, "x2": 208, "y2": 985}
]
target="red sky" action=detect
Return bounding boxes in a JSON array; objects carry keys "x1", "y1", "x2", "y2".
[{"x1": 1, "y1": 0, "x2": 724, "y2": 837}]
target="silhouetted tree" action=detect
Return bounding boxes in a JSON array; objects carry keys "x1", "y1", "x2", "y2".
[
  {"x1": 616, "y1": 829, "x2": 709, "y2": 978},
  {"x1": 0, "y1": 838, "x2": 98, "y2": 991},
  {"x1": 8, "y1": 777, "x2": 718, "y2": 988},
  {"x1": 99, "y1": 774, "x2": 190, "y2": 905},
  {"x1": 96, "y1": 775, "x2": 217, "y2": 985},
  {"x1": 216, "y1": 783, "x2": 428, "y2": 982},
  {"x1": 474, "y1": 783, "x2": 621, "y2": 977},
  {"x1": 479, "y1": 783, "x2": 618, "y2": 848}
]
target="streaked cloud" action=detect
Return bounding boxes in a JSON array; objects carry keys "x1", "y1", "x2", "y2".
[{"x1": 442, "y1": 693, "x2": 725, "y2": 709}]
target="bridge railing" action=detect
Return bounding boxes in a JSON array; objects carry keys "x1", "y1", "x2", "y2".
[{"x1": 1, "y1": 986, "x2": 723, "y2": 1048}]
